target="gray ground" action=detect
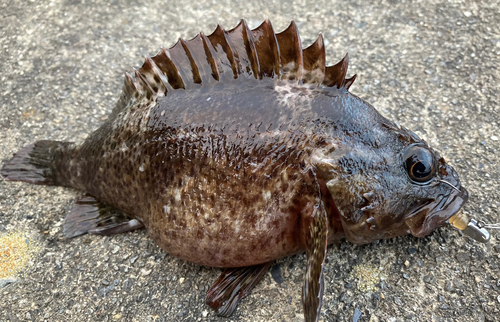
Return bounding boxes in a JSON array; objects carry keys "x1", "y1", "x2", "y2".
[{"x1": 0, "y1": 0, "x2": 499, "y2": 321}]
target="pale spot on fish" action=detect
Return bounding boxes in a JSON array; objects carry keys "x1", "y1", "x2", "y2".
[
  {"x1": 160, "y1": 110, "x2": 166, "y2": 117},
  {"x1": 139, "y1": 164, "x2": 145, "y2": 172},
  {"x1": 174, "y1": 190, "x2": 181, "y2": 202},
  {"x1": 163, "y1": 205, "x2": 170, "y2": 214},
  {"x1": 120, "y1": 142, "x2": 128, "y2": 152},
  {"x1": 263, "y1": 191, "x2": 272, "y2": 202},
  {"x1": 234, "y1": 220, "x2": 240, "y2": 234}
]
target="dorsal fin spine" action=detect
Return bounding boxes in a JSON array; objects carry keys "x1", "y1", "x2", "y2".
[
  {"x1": 275, "y1": 21, "x2": 303, "y2": 81},
  {"x1": 209, "y1": 24, "x2": 239, "y2": 79},
  {"x1": 251, "y1": 19, "x2": 281, "y2": 78},
  {"x1": 343, "y1": 74, "x2": 357, "y2": 90},
  {"x1": 200, "y1": 32, "x2": 220, "y2": 81},
  {"x1": 138, "y1": 57, "x2": 165, "y2": 96},
  {"x1": 323, "y1": 53, "x2": 349, "y2": 88},
  {"x1": 225, "y1": 21, "x2": 248, "y2": 76},
  {"x1": 168, "y1": 41, "x2": 194, "y2": 89},
  {"x1": 146, "y1": 57, "x2": 172, "y2": 95},
  {"x1": 179, "y1": 38, "x2": 202, "y2": 84},
  {"x1": 302, "y1": 33, "x2": 326, "y2": 84},
  {"x1": 134, "y1": 69, "x2": 155, "y2": 99},
  {"x1": 113, "y1": 72, "x2": 138, "y2": 112},
  {"x1": 240, "y1": 19, "x2": 260, "y2": 79},
  {"x1": 265, "y1": 19, "x2": 281, "y2": 77},
  {"x1": 152, "y1": 48, "x2": 185, "y2": 89}
]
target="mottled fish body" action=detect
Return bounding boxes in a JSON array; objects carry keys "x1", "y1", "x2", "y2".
[{"x1": 1, "y1": 20, "x2": 470, "y2": 321}]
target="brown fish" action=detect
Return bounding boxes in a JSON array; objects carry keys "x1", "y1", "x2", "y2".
[{"x1": 0, "y1": 19, "x2": 479, "y2": 321}]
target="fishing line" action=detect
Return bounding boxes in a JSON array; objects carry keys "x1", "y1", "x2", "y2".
[{"x1": 478, "y1": 221, "x2": 500, "y2": 229}]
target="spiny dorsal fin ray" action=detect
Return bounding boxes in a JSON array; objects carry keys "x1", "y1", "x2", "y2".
[
  {"x1": 343, "y1": 74, "x2": 357, "y2": 90},
  {"x1": 323, "y1": 53, "x2": 349, "y2": 88},
  {"x1": 251, "y1": 19, "x2": 280, "y2": 78},
  {"x1": 198, "y1": 32, "x2": 220, "y2": 82},
  {"x1": 114, "y1": 20, "x2": 356, "y2": 114},
  {"x1": 208, "y1": 24, "x2": 239, "y2": 80},
  {"x1": 302, "y1": 33, "x2": 326, "y2": 84},
  {"x1": 169, "y1": 39, "x2": 198, "y2": 89},
  {"x1": 226, "y1": 19, "x2": 260, "y2": 78},
  {"x1": 152, "y1": 48, "x2": 185, "y2": 90},
  {"x1": 275, "y1": 21, "x2": 303, "y2": 80}
]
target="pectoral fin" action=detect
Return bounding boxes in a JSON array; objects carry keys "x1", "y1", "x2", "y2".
[
  {"x1": 302, "y1": 202, "x2": 328, "y2": 322},
  {"x1": 206, "y1": 262, "x2": 273, "y2": 317},
  {"x1": 63, "y1": 195, "x2": 143, "y2": 238}
]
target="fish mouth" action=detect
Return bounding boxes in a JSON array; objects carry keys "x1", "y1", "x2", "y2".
[{"x1": 404, "y1": 186, "x2": 469, "y2": 237}]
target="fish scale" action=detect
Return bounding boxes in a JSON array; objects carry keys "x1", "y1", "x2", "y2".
[{"x1": 1, "y1": 19, "x2": 483, "y2": 322}]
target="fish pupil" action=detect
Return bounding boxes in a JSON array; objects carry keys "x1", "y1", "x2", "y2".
[
  {"x1": 412, "y1": 161, "x2": 431, "y2": 178},
  {"x1": 403, "y1": 144, "x2": 435, "y2": 183}
]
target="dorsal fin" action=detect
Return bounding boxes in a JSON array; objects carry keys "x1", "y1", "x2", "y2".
[{"x1": 113, "y1": 20, "x2": 357, "y2": 115}]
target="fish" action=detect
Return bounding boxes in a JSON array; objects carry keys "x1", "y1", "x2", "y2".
[{"x1": 0, "y1": 19, "x2": 479, "y2": 321}]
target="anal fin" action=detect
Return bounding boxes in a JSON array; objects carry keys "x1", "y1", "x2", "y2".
[
  {"x1": 63, "y1": 195, "x2": 143, "y2": 238},
  {"x1": 206, "y1": 262, "x2": 273, "y2": 317}
]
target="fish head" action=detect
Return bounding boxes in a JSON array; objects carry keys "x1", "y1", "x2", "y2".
[{"x1": 314, "y1": 123, "x2": 468, "y2": 245}]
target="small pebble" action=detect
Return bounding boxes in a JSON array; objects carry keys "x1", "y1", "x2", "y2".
[
  {"x1": 404, "y1": 260, "x2": 409, "y2": 267},
  {"x1": 271, "y1": 264, "x2": 284, "y2": 284},
  {"x1": 141, "y1": 269, "x2": 152, "y2": 276},
  {"x1": 0, "y1": 277, "x2": 17, "y2": 289},
  {"x1": 407, "y1": 247, "x2": 417, "y2": 255},
  {"x1": 491, "y1": 136, "x2": 499, "y2": 141},
  {"x1": 353, "y1": 308, "x2": 362, "y2": 322},
  {"x1": 179, "y1": 277, "x2": 185, "y2": 284}
]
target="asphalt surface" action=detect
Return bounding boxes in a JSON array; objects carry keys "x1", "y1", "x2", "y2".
[{"x1": 1, "y1": 0, "x2": 499, "y2": 321}]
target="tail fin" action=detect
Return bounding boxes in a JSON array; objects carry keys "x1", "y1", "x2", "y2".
[{"x1": 1, "y1": 140, "x2": 68, "y2": 185}]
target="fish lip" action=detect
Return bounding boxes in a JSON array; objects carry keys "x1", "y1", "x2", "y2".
[{"x1": 405, "y1": 186, "x2": 468, "y2": 238}]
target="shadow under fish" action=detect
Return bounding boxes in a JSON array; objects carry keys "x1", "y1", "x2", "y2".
[{"x1": 0, "y1": 19, "x2": 490, "y2": 322}]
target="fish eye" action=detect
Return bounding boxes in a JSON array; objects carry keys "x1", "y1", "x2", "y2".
[{"x1": 403, "y1": 145, "x2": 435, "y2": 183}]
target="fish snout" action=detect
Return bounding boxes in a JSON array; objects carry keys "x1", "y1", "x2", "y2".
[{"x1": 405, "y1": 185, "x2": 468, "y2": 238}]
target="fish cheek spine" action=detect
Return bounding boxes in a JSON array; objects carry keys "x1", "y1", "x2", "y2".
[{"x1": 313, "y1": 148, "x2": 412, "y2": 245}]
